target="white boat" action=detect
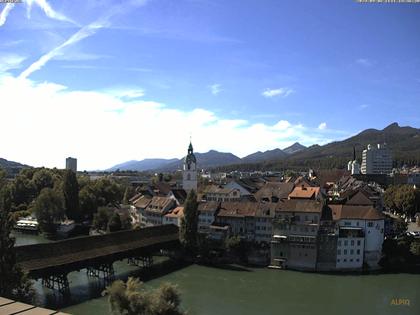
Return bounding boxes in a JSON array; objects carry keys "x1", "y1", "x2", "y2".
[{"x1": 15, "y1": 217, "x2": 39, "y2": 232}]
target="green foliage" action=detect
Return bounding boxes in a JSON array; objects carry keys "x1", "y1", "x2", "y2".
[
  {"x1": 32, "y1": 188, "x2": 65, "y2": 234},
  {"x1": 108, "y1": 212, "x2": 122, "y2": 232},
  {"x1": 103, "y1": 277, "x2": 184, "y2": 315},
  {"x1": 63, "y1": 170, "x2": 81, "y2": 221},
  {"x1": 0, "y1": 203, "x2": 34, "y2": 302},
  {"x1": 380, "y1": 236, "x2": 415, "y2": 268},
  {"x1": 79, "y1": 186, "x2": 98, "y2": 219},
  {"x1": 179, "y1": 190, "x2": 198, "y2": 254},
  {"x1": 93, "y1": 206, "x2": 113, "y2": 231},
  {"x1": 384, "y1": 185, "x2": 420, "y2": 217}
]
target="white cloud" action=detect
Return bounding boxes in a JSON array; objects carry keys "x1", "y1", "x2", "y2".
[
  {"x1": 0, "y1": 53, "x2": 26, "y2": 72},
  {"x1": 210, "y1": 83, "x2": 222, "y2": 95},
  {"x1": 262, "y1": 87, "x2": 294, "y2": 98},
  {"x1": 0, "y1": 74, "x2": 337, "y2": 170},
  {"x1": 107, "y1": 88, "x2": 145, "y2": 99},
  {"x1": 0, "y1": 3, "x2": 15, "y2": 26},
  {"x1": 25, "y1": 0, "x2": 77, "y2": 25},
  {"x1": 318, "y1": 122, "x2": 327, "y2": 130},
  {"x1": 0, "y1": 0, "x2": 77, "y2": 27},
  {"x1": 356, "y1": 58, "x2": 373, "y2": 67}
]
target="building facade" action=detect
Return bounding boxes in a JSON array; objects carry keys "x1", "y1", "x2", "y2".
[
  {"x1": 270, "y1": 199, "x2": 322, "y2": 270},
  {"x1": 361, "y1": 144, "x2": 392, "y2": 175},
  {"x1": 65, "y1": 157, "x2": 77, "y2": 172}
]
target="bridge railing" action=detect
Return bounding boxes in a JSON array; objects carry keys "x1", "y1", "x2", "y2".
[{"x1": 15, "y1": 224, "x2": 179, "y2": 265}]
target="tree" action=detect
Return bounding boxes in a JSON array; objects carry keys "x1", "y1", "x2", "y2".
[
  {"x1": 103, "y1": 277, "x2": 184, "y2": 315},
  {"x1": 108, "y1": 212, "x2": 122, "y2": 232},
  {"x1": 123, "y1": 186, "x2": 135, "y2": 205},
  {"x1": 32, "y1": 188, "x2": 65, "y2": 235},
  {"x1": 0, "y1": 200, "x2": 34, "y2": 302},
  {"x1": 93, "y1": 206, "x2": 112, "y2": 231},
  {"x1": 179, "y1": 190, "x2": 198, "y2": 254},
  {"x1": 79, "y1": 186, "x2": 98, "y2": 220},
  {"x1": 63, "y1": 170, "x2": 81, "y2": 221}
]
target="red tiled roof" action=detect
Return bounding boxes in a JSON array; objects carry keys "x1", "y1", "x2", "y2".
[{"x1": 330, "y1": 205, "x2": 385, "y2": 221}]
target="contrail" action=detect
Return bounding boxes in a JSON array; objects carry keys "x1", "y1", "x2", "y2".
[
  {"x1": 19, "y1": 19, "x2": 108, "y2": 79},
  {"x1": 0, "y1": 4, "x2": 15, "y2": 27}
]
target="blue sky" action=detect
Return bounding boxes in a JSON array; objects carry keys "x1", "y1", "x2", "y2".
[{"x1": 0, "y1": 0, "x2": 419, "y2": 170}]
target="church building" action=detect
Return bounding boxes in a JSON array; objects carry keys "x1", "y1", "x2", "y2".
[{"x1": 182, "y1": 141, "x2": 198, "y2": 192}]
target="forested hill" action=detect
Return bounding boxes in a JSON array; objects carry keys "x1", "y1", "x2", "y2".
[
  {"x1": 216, "y1": 123, "x2": 420, "y2": 171},
  {"x1": 0, "y1": 158, "x2": 30, "y2": 174}
]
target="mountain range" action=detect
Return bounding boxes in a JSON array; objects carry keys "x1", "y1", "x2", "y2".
[
  {"x1": 1, "y1": 123, "x2": 419, "y2": 173},
  {"x1": 107, "y1": 123, "x2": 419, "y2": 171},
  {"x1": 107, "y1": 142, "x2": 307, "y2": 171}
]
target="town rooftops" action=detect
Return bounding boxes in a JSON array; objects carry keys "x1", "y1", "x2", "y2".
[
  {"x1": 254, "y1": 182, "x2": 295, "y2": 201},
  {"x1": 145, "y1": 196, "x2": 175, "y2": 213},
  {"x1": 205, "y1": 185, "x2": 239, "y2": 195},
  {"x1": 218, "y1": 202, "x2": 259, "y2": 217},
  {"x1": 133, "y1": 195, "x2": 152, "y2": 209},
  {"x1": 169, "y1": 189, "x2": 187, "y2": 203},
  {"x1": 288, "y1": 186, "x2": 320, "y2": 199},
  {"x1": 198, "y1": 201, "x2": 220, "y2": 212},
  {"x1": 164, "y1": 206, "x2": 184, "y2": 218},
  {"x1": 277, "y1": 199, "x2": 323, "y2": 213},
  {"x1": 329, "y1": 205, "x2": 385, "y2": 221}
]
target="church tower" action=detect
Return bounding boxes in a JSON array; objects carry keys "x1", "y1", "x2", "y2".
[{"x1": 182, "y1": 141, "x2": 197, "y2": 192}]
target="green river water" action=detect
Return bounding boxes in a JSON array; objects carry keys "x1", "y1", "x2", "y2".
[{"x1": 13, "y1": 232, "x2": 420, "y2": 315}]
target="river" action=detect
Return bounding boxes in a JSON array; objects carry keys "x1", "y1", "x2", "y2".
[{"x1": 13, "y1": 232, "x2": 420, "y2": 315}]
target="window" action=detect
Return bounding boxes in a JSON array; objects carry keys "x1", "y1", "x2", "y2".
[
  {"x1": 295, "y1": 215, "x2": 300, "y2": 222},
  {"x1": 337, "y1": 249, "x2": 341, "y2": 255},
  {"x1": 305, "y1": 215, "x2": 308, "y2": 221},
  {"x1": 357, "y1": 249, "x2": 360, "y2": 255},
  {"x1": 350, "y1": 249, "x2": 354, "y2": 255},
  {"x1": 357, "y1": 240, "x2": 361, "y2": 246},
  {"x1": 350, "y1": 259, "x2": 353, "y2": 262},
  {"x1": 351, "y1": 240, "x2": 354, "y2": 246},
  {"x1": 356, "y1": 259, "x2": 359, "y2": 262},
  {"x1": 344, "y1": 240, "x2": 348, "y2": 246},
  {"x1": 344, "y1": 221, "x2": 351, "y2": 226},
  {"x1": 344, "y1": 249, "x2": 347, "y2": 255},
  {"x1": 344, "y1": 259, "x2": 347, "y2": 262},
  {"x1": 337, "y1": 259, "x2": 340, "y2": 262},
  {"x1": 368, "y1": 222, "x2": 373, "y2": 227},
  {"x1": 338, "y1": 240, "x2": 341, "y2": 246}
]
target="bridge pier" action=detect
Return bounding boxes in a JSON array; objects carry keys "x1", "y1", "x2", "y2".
[
  {"x1": 127, "y1": 255, "x2": 154, "y2": 268},
  {"x1": 41, "y1": 274, "x2": 70, "y2": 296},
  {"x1": 86, "y1": 263, "x2": 115, "y2": 281}
]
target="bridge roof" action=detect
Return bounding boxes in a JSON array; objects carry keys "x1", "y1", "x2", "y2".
[{"x1": 15, "y1": 225, "x2": 179, "y2": 277}]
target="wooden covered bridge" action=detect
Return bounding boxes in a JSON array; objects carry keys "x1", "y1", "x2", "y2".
[{"x1": 15, "y1": 225, "x2": 180, "y2": 295}]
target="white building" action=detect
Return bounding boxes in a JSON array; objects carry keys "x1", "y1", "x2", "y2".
[
  {"x1": 66, "y1": 157, "x2": 77, "y2": 172},
  {"x1": 163, "y1": 206, "x2": 184, "y2": 227},
  {"x1": 361, "y1": 144, "x2": 392, "y2": 175},
  {"x1": 331, "y1": 205, "x2": 385, "y2": 270},
  {"x1": 182, "y1": 142, "x2": 198, "y2": 192}
]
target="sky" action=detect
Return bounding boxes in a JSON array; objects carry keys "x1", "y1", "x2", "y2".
[{"x1": 0, "y1": 0, "x2": 419, "y2": 171}]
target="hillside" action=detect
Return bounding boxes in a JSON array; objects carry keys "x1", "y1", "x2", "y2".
[
  {"x1": 288, "y1": 123, "x2": 420, "y2": 166},
  {"x1": 107, "y1": 158, "x2": 178, "y2": 172},
  {"x1": 283, "y1": 142, "x2": 306, "y2": 154},
  {"x1": 0, "y1": 158, "x2": 30, "y2": 174},
  {"x1": 242, "y1": 148, "x2": 287, "y2": 163},
  {"x1": 217, "y1": 123, "x2": 420, "y2": 171}
]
